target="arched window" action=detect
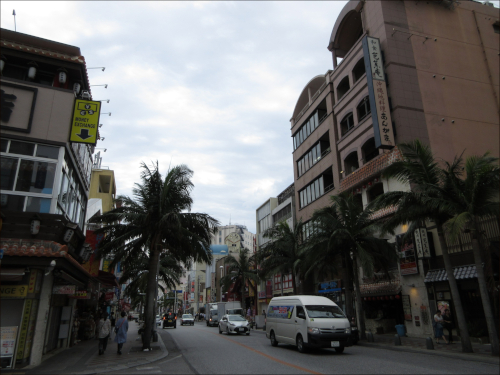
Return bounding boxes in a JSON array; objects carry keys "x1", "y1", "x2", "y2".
[
  {"x1": 361, "y1": 138, "x2": 378, "y2": 163},
  {"x1": 340, "y1": 112, "x2": 354, "y2": 136},
  {"x1": 352, "y1": 58, "x2": 366, "y2": 83},
  {"x1": 344, "y1": 151, "x2": 359, "y2": 174},
  {"x1": 336, "y1": 76, "x2": 350, "y2": 100},
  {"x1": 357, "y1": 96, "x2": 371, "y2": 122}
]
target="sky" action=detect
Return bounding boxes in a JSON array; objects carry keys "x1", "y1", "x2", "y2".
[{"x1": 1, "y1": 1, "x2": 349, "y2": 234}]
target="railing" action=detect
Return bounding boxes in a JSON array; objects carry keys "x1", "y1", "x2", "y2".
[
  {"x1": 445, "y1": 216, "x2": 499, "y2": 254},
  {"x1": 324, "y1": 183, "x2": 335, "y2": 194}
]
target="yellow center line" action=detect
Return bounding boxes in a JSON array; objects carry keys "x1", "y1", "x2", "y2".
[{"x1": 195, "y1": 327, "x2": 323, "y2": 375}]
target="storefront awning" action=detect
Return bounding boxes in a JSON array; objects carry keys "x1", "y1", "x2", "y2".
[
  {"x1": 360, "y1": 280, "x2": 401, "y2": 297},
  {"x1": 96, "y1": 270, "x2": 119, "y2": 287},
  {"x1": 424, "y1": 265, "x2": 477, "y2": 283}
]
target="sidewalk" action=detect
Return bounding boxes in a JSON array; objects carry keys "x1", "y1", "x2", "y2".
[{"x1": 24, "y1": 321, "x2": 168, "y2": 375}]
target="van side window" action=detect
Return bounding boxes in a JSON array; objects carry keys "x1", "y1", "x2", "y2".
[{"x1": 296, "y1": 306, "x2": 306, "y2": 319}]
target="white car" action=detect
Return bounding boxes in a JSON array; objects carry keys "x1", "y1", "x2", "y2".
[
  {"x1": 219, "y1": 314, "x2": 250, "y2": 335},
  {"x1": 180, "y1": 314, "x2": 194, "y2": 326},
  {"x1": 156, "y1": 315, "x2": 162, "y2": 326}
]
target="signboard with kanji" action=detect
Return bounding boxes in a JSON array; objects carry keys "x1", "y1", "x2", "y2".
[{"x1": 362, "y1": 36, "x2": 395, "y2": 149}]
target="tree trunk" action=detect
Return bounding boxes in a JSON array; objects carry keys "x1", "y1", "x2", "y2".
[
  {"x1": 241, "y1": 276, "x2": 246, "y2": 311},
  {"x1": 352, "y1": 255, "x2": 366, "y2": 340},
  {"x1": 142, "y1": 245, "x2": 161, "y2": 350},
  {"x1": 437, "y1": 225, "x2": 473, "y2": 353},
  {"x1": 472, "y1": 222, "x2": 499, "y2": 356},
  {"x1": 342, "y1": 251, "x2": 353, "y2": 320}
]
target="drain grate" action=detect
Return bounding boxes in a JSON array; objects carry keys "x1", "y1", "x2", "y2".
[{"x1": 129, "y1": 346, "x2": 160, "y2": 352}]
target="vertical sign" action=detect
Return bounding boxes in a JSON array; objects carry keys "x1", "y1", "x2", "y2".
[
  {"x1": 414, "y1": 229, "x2": 424, "y2": 258},
  {"x1": 420, "y1": 228, "x2": 431, "y2": 258},
  {"x1": 16, "y1": 299, "x2": 32, "y2": 359},
  {"x1": 396, "y1": 234, "x2": 418, "y2": 276},
  {"x1": 1, "y1": 326, "x2": 18, "y2": 368},
  {"x1": 69, "y1": 99, "x2": 101, "y2": 145},
  {"x1": 362, "y1": 36, "x2": 395, "y2": 149}
]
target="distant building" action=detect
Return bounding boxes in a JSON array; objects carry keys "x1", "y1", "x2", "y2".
[{"x1": 211, "y1": 224, "x2": 255, "y2": 252}]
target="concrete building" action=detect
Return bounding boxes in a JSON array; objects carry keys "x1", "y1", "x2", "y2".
[
  {"x1": 290, "y1": 0, "x2": 499, "y2": 337},
  {"x1": 0, "y1": 28, "x2": 106, "y2": 368},
  {"x1": 254, "y1": 184, "x2": 296, "y2": 326},
  {"x1": 211, "y1": 224, "x2": 256, "y2": 252}
]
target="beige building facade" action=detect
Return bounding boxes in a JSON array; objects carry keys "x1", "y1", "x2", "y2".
[{"x1": 290, "y1": 0, "x2": 499, "y2": 337}]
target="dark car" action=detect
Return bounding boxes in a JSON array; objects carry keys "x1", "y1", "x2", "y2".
[{"x1": 162, "y1": 312, "x2": 177, "y2": 329}]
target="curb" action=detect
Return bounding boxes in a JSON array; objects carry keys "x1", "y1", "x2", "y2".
[{"x1": 358, "y1": 341, "x2": 499, "y2": 365}]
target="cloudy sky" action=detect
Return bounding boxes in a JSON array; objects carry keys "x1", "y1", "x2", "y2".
[{"x1": 1, "y1": 1, "x2": 349, "y2": 233}]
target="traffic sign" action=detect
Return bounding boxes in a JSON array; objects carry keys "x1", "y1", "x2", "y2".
[{"x1": 69, "y1": 99, "x2": 101, "y2": 145}]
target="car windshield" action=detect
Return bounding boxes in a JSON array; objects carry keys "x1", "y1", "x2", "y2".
[
  {"x1": 182, "y1": 314, "x2": 193, "y2": 318},
  {"x1": 228, "y1": 315, "x2": 246, "y2": 321},
  {"x1": 305, "y1": 305, "x2": 346, "y2": 318}
]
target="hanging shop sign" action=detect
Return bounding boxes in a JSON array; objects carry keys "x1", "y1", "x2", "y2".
[
  {"x1": 402, "y1": 295, "x2": 412, "y2": 321},
  {"x1": 1, "y1": 285, "x2": 28, "y2": 298},
  {"x1": 53, "y1": 285, "x2": 76, "y2": 295},
  {"x1": 396, "y1": 233, "x2": 418, "y2": 276},
  {"x1": 69, "y1": 290, "x2": 89, "y2": 299},
  {"x1": 413, "y1": 228, "x2": 432, "y2": 258},
  {"x1": 317, "y1": 280, "x2": 342, "y2": 294},
  {"x1": 104, "y1": 292, "x2": 114, "y2": 301},
  {"x1": 362, "y1": 36, "x2": 395, "y2": 149},
  {"x1": 69, "y1": 99, "x2": 101, "y2": 145}
]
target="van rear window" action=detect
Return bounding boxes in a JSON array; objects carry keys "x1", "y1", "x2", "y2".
[{"x1": 305, "y1": 305, "x2": 345, "y2": 318}]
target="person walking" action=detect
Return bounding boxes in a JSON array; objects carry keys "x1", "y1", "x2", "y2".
[
  {"x1": 443, "y1": 309, "x2": 454, "y2": 344},
  {"x1": 97, "y1": 312, "x2": 111, "y2": 355},
  {"x1": 433, "y1": 309, "x2": 448, "y2": 345},
  {"x1": 114, "y1": 311, "x2": 129, "y2": 355}
]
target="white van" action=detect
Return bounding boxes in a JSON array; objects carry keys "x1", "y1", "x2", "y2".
[{"x1": 265, "y1": 295, "x2": 352, "y2": 353}]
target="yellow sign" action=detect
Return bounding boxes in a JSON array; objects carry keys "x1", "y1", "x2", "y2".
[
  {"x1": 17, "y1": 299, "x2": 32, "y2": 359},
  {"x1": 69, "y1": 99, "x2": 101, "y2": 145},
  {"x1": 1, "y1": 285, "x2": 28, "y2": 298}
]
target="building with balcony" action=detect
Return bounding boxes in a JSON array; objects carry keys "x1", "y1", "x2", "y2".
[
  {"x1": 0, "y1": 28, "x2": 106, "y2": 368},
  {"x1": 290, "y1": 0, "x2": 499, "y2": 337}
]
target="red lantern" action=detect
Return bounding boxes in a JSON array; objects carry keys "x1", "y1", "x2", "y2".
[
  {"x1": 362, "y1": 185, "x2": 366, "y2": 189},
  {"x1": 395, "y1": 295, "x2": 400, "y2": 300},
  {"x1": 368, "y1": 182, "x2": 372, "y2": 186}
]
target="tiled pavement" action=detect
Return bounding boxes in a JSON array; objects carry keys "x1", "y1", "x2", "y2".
[{"x1": 24, "y1": 321, "x2": 168, "y2": 375}]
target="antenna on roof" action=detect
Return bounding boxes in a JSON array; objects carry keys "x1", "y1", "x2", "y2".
[{"x1": 12, "y1": 10, "x2": 16, "y2": 32}]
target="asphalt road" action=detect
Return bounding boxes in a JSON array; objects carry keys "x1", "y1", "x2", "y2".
[{"x1": 107, "y1": 322, "x2": 498, "y2": 374}]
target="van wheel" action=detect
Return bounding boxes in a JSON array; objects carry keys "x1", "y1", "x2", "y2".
[
  {"x1": 219, "y1": 326, "x2": 222, "y2": 334},
  {"x1": 270, "y1": 331, "x2": 278, "y2": 347},
  {"x1": 297, "y1": 334, "x2": 307, "y2": 353},
  {"x1": 335, "y1": 346, "x2": 344, "y2": 354}
]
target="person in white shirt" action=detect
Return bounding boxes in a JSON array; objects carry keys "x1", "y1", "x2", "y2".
[{"x1": 98, "y1": 312, "x2": 111, "y2": 355}]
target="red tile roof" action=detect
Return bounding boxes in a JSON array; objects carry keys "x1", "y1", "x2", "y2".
[
  {"x1": 1, "y1": 40, "x2": 92, "y2": 98},
  {"x1": 1, "y1": 238, "x2": 91, "y2": 278}
]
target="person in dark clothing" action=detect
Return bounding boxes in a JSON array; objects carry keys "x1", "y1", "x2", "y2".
[{"x1": 443, "y1": 309, "x2": 454, "y2": 344}]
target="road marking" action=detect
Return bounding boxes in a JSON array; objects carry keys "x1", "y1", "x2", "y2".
[
  {"x1": 198, "y1": 328, "x2": 323, "y2": 374},
  {"x1": 157, "y1": 354, "x2": 182, "y2": 365},
  {"x1": 135, "y1": 366, "x2": 159, "y2": 370}
]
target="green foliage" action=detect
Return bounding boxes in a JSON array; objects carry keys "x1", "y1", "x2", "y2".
[{"x1": 220, "y1": 248, "x2": 259, "y2": 302}]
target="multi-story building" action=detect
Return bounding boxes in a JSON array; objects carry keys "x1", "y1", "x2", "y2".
[
  {"x1": 0, "y1": 28, "x2": 105, "y2": 368},
  {"x1": 254, "y1": 184, "x2": 296, "y2": 326},
  {"x1": 211, "y1": 224, "x2": 256, "y2": 252},
  {"x1": 290, "y1": 0, "x2": 499, "y2": 337}
]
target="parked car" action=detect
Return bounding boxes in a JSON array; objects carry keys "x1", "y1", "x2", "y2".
[
  {"x1": 180, "y1": 314, "x2": 194, "y2": 326},
  {"x1": 207, "y1": 309, "x2": 219, "y2": 327},
  {"x1": 156, "y1": 315, "x2": 162, "y2": 326},
  {"x1": 163, "y1": 312, "x2": 177, "y2": 329},
  {"x1": 219, "y1": 314, "x2": 250, "y2": 335}
]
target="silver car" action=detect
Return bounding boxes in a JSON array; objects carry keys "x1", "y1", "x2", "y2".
[
  {"x1": 180, "y1": 314, "x2": 194, "y2": 326},
  {"x1": 219, "y1": 314, "x2": 250, "y2": 335}
]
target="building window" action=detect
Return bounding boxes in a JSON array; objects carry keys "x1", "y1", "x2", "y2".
[
  {"x1": 336, "y1": 76, "x2": 350, "y2": 100},
  {"x1": 298, "y1": 169, "x2": 334, "y2": 209},
  {"x1": 272, "y1": 203, "x2": 291, "y2": 224},
  {"x1": 296, "y1": 134, "x2": 331, "y2": 178},
  {"x1": 293, "y1": 109, "x2": 327, "y2": 151},
  {"x1": 344, "y1": 151, "x2": 359, "y2": 174},
  {"x1": 340, "y1": 112, "x2": 355, "y2": 136},
  {"x1": 493, "y1": 23, "x2": 499, "y2": 34},
  {"x1": 361, "y1": 138, "x2": 378, "y2": 164},
  {"x1": 356, "y1": 96, "x2": 371, "y2": 122},
  {"x1": 352, "y1": 58, "x2": 366, "y2": 83}
]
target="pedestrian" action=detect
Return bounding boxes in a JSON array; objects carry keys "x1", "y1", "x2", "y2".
[
  {"x1": 433, "y1": 309, "x2": 448, "y2": 345},
  {"x1": 114, "y1": 311, "x2": 129, "y2": 355},
  {"x1": 443, "y1": 309, "x2": 454, "y2": 344},
  {"x1": 97, "y1": 312, "x2": 111, "y2": 355}
]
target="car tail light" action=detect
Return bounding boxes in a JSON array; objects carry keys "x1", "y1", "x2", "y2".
[
  {"x1": 175, "y1": 316, "x2": 177, "y2": 320},
  {"x1": 163, "y1": 317, "x2": 165, "y2": 320}
]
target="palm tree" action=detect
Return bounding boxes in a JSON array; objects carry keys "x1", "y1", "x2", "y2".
[
  {"x1": 90, "y1": 162, "x2": 219, "y2": 349},
  {"x1": 373, "y1": 140, "x2": 474, "y2": 352},
  {"x1": 310, "y1": 193, "x2": 398, "y2": 340},
  {"x1": 220, "y1": 248, "x2": 259, "y2": 310},
  {"x1": 256, "y1": 220, "x2": 305, "y2": 295},
  {"x1": 443, "y1": 153, "x2": 499, "y2": 355}
]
